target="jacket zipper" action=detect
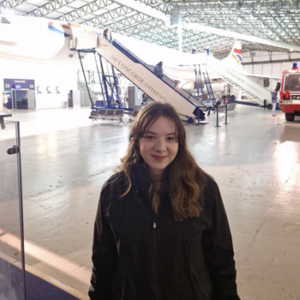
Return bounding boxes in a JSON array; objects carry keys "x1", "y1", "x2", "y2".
[
  {"x1": 152, "y1": 210, "x2": 159, "y2": 298},
  {"x1": 153, "y1": 218, "x2": 157, "y2": 228}
]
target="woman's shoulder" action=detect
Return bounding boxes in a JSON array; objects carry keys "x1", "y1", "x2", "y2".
[
  {"x1": 202, "y1": 172, "x2": 221, "y2": 200},
  {"x1": 98, "y1": 172, "x2": 127, "y2": 216},
  {"x1": 203, "y1": 172, "x2": 218, "y2": 187},
  {"x1": 101, "y1": 172, "x2": 127, "y2": 199},
  {"x1": 101, "y1": 171, "x2": 127, "y2": 196}
]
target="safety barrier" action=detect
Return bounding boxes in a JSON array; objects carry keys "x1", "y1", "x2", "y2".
[
  {"x1": 89, "y1": 109, "x2": 125, "y2": 125},
  {"x1": 215, "y1": 105, "x2": 229, "y2": 127}
]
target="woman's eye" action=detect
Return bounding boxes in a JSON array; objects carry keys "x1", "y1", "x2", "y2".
[
  {"x1": 145, "y1": 135, "x2": 154, "y2": 140},
  {"x1": 167, "y1": 136, "x2": 175, "y2": 141}
]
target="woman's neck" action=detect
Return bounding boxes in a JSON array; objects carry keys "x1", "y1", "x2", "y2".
[{"x1": 149, "y1": 169, "x2": 163, "y2": 181}]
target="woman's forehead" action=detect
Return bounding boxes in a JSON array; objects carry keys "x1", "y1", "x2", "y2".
[{"x1": 145, "y1": 116, "x2": 176, "y2": 133}]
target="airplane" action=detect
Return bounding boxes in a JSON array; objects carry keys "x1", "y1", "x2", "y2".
[{"x1": 0, "y1": 13, "x2": 279, "y2": 109}]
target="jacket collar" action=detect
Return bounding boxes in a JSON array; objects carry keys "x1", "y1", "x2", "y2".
[
  {"x1": 131, "y1": 163, "x2": 151, "y2": 192},
  {"x1": 131, "y1": 163, "x2": 169, "y2": 198}
]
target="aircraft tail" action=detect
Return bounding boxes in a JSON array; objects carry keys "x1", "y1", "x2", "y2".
[{"x1": 225, "y1": 41, "x2": 243, "y2": 70}]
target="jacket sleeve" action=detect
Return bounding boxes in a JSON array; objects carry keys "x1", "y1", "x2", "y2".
[
  {"x1": 202, "y1": 180, "x2": 240, "y2": 300},
  {"x1": 89, "y1": 185, "x2": 119, "y2": 300}
]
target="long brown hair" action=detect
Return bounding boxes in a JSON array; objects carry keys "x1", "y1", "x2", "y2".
[{"x1": 117, "y1": 102, "x2": 209, "y2": 221}]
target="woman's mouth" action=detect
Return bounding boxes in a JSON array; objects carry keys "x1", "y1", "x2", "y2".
[{"x1": 151, "y1": 155, "x2": 167, "y2": 161}]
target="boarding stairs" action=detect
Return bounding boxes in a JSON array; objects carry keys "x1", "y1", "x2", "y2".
[
  {"x1": 71, "y1": 31, "x2": 205, "y2": 122},
  {"x1": 109, "y1": 38, "x2": 206, "y2": 120},
  {"x1": 224, "y1": 77, "x2": 261, "y2": 103},
  {"x1": 206, "y1": 55, "x2": 271, "y2": 105},
  {"x1": 223, "y1": 78, "x2": 262, "y2": 104}
]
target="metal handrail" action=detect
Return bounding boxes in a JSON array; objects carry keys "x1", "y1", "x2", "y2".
[{"x1": 112, "y1": 40, "x2": 204, "y2": 108}]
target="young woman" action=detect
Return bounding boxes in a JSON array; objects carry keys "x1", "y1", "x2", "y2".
[{"x1": 89, "y1": 102, "x2": 240, "y2": 300}]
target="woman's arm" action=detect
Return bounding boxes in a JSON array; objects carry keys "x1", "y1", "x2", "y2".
[
  {"x1": 89, "y1": 187, "x2": 119, "y2": 300},
  {"x1": 202, "y1": 181, "x2": 240, "y2": 300}
]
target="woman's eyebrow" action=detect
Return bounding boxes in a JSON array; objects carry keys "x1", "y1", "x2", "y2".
[{"x1": 144, "y1": 131, "x2": 176, "y2": 135}]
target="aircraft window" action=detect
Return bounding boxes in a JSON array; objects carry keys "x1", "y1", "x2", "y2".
[
  {"x1": 284, "y1": 74, "x2": 300, "y2": 92},
  {"x1": 1, "y1": 17, "x2": 10, "y2": 24}
]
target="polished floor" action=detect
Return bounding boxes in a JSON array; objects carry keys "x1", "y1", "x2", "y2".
[{"x1": 1, "y1": 106, "x2": 300, "y2": 300}]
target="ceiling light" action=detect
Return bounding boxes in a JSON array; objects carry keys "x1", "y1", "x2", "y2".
[{"x1": 291, "y1": 48, "x2": 294, "y2": 51}]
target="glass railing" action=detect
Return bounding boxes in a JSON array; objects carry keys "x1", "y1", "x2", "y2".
[{"x1": 0, "y1": 114, "x2": 26, "y2": 300}]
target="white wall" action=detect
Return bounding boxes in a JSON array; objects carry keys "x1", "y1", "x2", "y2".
[
  {"x1": 242, "y1": 51, "x2": 300, "y2": 92},
  {"x1": 243, "y1": 51, "x2": 300, "y2": 64},
  {"x1": 0, "y1": 58, "x2": 78, "y2": 109}
]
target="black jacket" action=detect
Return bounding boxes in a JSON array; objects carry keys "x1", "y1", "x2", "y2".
[{"x1": 89, "y1": 164, "x2": 240, "y2": 300}]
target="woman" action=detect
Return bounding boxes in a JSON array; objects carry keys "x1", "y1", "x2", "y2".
[{"x1": 89, "y1": 102, "x2": 240, "y2": 300}]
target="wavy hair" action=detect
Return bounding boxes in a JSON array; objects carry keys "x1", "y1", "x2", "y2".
[{"x1": 117, "y1": 102, "x2": 209, "y2": 221}]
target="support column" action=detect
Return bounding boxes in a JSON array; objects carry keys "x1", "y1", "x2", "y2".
[
  {"x1": 170, "y1": 11, "x2": 183, "y2": 52},
  {"x1": 178, "y1": 25, "x2": 182, "y2": 52}
]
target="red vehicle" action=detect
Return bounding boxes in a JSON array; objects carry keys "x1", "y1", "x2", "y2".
[{"x1": 280, "y1": 63, "x2": 300, "y2": 121}]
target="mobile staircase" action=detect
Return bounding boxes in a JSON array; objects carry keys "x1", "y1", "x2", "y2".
[
  {"x1": 206, "y1": 55, "x2": 272, "y2": 107},
  {"x1": 71, "y1": 32, "x2": 206, "y2": 122}
]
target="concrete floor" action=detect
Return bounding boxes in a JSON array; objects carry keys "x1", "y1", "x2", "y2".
[{"x1": 1, "y1": 106, "x2": 300, "y2": 300}]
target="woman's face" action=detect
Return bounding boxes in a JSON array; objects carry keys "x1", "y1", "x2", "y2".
[{"x1": 139, "y1": 116, "x2": 179, "y2": 180}]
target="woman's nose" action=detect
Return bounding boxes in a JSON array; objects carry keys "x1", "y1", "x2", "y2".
[{"x1": 154, "y1": 139, "x2": 166, "y2": 152}]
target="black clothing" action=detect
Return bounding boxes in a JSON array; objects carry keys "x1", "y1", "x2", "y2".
[
  {"x1": 154, "y1": 63, "x2": 163, "y2": 79},
  {"x1": 89, "y1": 164, "x2": 240, "y2": 300}
]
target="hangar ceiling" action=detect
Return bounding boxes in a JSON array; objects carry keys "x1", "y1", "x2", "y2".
[{"x1": 1, "y1": 0, "x2": 300, "y2": 59}]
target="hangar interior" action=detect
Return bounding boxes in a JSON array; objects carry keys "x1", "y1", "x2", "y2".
[{"x1": 1, "y1": 0, "x2": 300, "y2": 300}]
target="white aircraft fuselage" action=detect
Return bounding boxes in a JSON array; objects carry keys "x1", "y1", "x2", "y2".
[{"x1": 0, "y1": 14, "x2": 277, "y2": 104}]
